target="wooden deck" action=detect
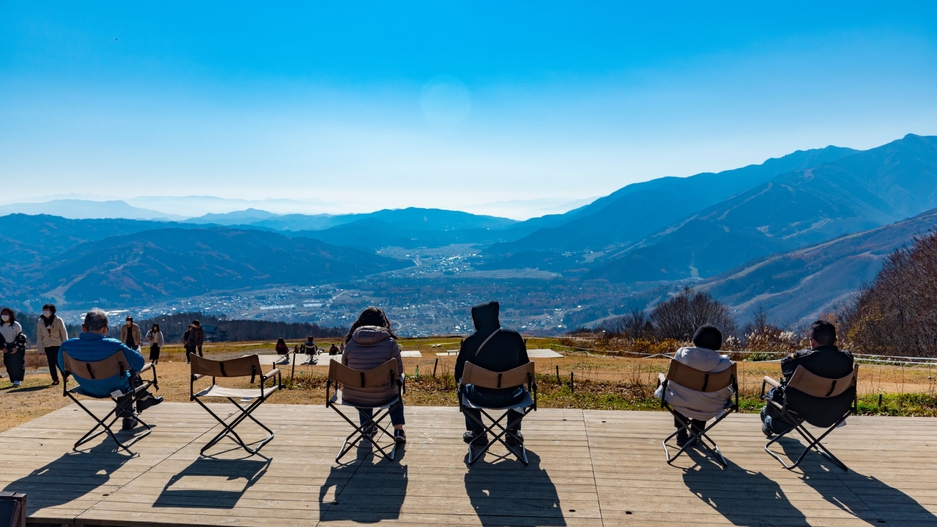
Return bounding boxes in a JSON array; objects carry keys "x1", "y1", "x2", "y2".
[{"x1": 1, "y1": 401, "x2": 935, "y2": 526}]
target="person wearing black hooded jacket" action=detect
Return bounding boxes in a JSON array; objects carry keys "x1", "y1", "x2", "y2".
[{"x1": 455, "y1": 301, "x2": 530, "y2": 446}]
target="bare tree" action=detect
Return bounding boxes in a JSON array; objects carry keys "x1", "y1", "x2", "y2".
[{"x1": 649, "y1": 287, "x2": 737, "y2": 341}]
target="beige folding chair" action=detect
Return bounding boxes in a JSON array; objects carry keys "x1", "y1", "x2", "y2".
[
  {"x1": 658, "y1": 360, "x2": 738, "y2": 466},
  {"x1": 459, "y1": 361, "x2": 537, "y2": 465},
  {"x1": 761, "y1": 364, "x2": 858, "y2": 470},
  {"x1": 61, "y1": 350, "x2": 159, "y2": 453},
  {"x1": 326, "y1": 359, "x2": 404, "y2": 462},
  {"x1": 190, "y1": 355, "x2": 281, "y2": 456}
]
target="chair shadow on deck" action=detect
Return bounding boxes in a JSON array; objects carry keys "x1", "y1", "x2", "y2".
[
  {"x1": 2, "y1": 440, "x2": 133, "y2": 510},
  {"x1": 318, "y1": 444, "x2": 408, "y2": 523},
  {"x1": 153, "y1": 455, "x2": 270, "y2": 509},
  {"x1": 681, "y1": 449, "x2": 808, "y2": 527},
  {"x1": 779, "y1": 438, "x2": 937, "y2": 525},
  {"x1": 464, "y1": 450, "x2": 566, "y2": 527}
]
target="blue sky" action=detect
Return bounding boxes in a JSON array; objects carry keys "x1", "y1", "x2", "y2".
[{"x1": 2, "y1": 1, "x2": 937, "y2": 218}]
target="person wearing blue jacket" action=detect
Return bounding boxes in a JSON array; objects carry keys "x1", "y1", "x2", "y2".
[{"x1": 59, "y1": 308, "x2": 162, "y2": 430}]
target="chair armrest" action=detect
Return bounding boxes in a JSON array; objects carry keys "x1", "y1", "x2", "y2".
[
  {"x1": 658, "y1": 372, "x2": 666, "y2": 384},
  {"x1": 763, "y1": 376, "x2": 780, "y2": 389},
  {"x1": 192, "y1": 373, "x2": 206, "y2": 381},
  {"x1": 140, "y1": 363, "x2": 154, "y2": 373},
  {"x1": 266, "y1": 368, "x2": 281, "y2": 378}
]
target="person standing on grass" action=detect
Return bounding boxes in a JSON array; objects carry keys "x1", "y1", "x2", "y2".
[
  {"x1": 183, "y1": 324, "x2": 196, "y2": 363},
  {"x1": 120, "y1": 316, "x2": 141, "y2": 351},
  {"x1": 145, "y1": 323, "x2": 164, "y2": 364},
  {"x1": 191, "y1": 320, "x2": 205, "y2": 357},
  {"x1": 37, "y1": 304, "x2": 68, "y2": 386},
  {"x1": 0, "y1": 307, "x2": 26, "y2": 387}
]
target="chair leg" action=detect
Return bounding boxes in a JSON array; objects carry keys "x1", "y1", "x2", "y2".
[
  {"x1": 330, "y1": 403, "x2": 399, "y2": 463},
  {"x1": 464, "y1": 406, "x2": 530, "y2": 466},
  {"x1": 764, "y1": 412, "x2": 849, "y2": 471},
  {"x1": 68, "y1": 393, "x2": 151, "y2": 454},
  {"x1": 195, "y1": 397, "x2": 275, "y2": 456},
  {"x1": 663, "y1": 407, "x2": 731, "y2": 467}
]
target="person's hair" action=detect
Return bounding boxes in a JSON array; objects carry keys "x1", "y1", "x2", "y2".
[
  {"x1": 0, "y1": 307, "x2": 15, "y2": 325},
  {"x1": 192, "y1": 320, "x2": 201, "y2": 326},
  {"x1": 692, "y1": 324, "x2": 723, "y2": 351},
  {"x1": 126, "y1": 316, "x2": 133, "y2": 322},
  {"x1": 152, "y1": 324, "x2": 160, "y2": 332},
  {"x1": 810, "y1": 320, "x2": 837, "y2": 347},
  {"x1": 345, "y1": 306, "x2": 396, "y2": 343},
  {"x1": 84, "y1": 309, "x2": 109, "y2": 332},
  {"x1": 307, "y1": 335, "x2": 315, "y2": 341},
  {"x1": 42, "y1": 304, "x2": 56, "y2": 315}
]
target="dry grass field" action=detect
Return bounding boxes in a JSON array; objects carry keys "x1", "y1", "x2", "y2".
[{"x1": 2, "y1": 337, "x2": 935, "y2": 433}]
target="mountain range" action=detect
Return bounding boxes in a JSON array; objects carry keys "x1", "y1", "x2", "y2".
[{"x1": 3, "y1": 133, "x2": 936, "y2": 327}]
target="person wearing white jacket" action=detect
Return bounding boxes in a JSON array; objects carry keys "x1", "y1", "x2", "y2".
[
  {"x1": 655, "y1": 325, "x2": 733, "y2": 447},
  {"x1": 145, "y1": 324, "x2": 165, "y2": 364},
  {"x1": 37, "y1": 304, "x2": 69, "y2": 385}
]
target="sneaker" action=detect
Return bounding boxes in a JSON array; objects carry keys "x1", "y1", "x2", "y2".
[
  {"x1": 121, "y1": 417, "x2": 137, "y2": 431},
  {"x1": 51, "y1": 380, "x2": 60, "y2": 386},
  {"x1": 12, "y1": 380, "x2": 20, "y2": 387},
  {"x1": 137, "y1": 394, "x2": 163, "y2": 413},
  {"x1": 362, "y1": 424, "x2": 377, "y2": 437},
  {"x1": 394, "y1": 429, "x2": 407, "y2": 444},
  {"x1": 506, "y1": 431, "x2": 524, "y2": 447},
  {"x1": 463, "y1": 431, "x2": 488, "y2": 445}
]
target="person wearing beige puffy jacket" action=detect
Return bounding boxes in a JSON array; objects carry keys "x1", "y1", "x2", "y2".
[{"x1": 37, "y1": 304, "x2": 69, "y2": 385}]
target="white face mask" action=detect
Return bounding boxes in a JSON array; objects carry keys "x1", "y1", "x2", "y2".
[
  {"x1": 1, "y1": 315, "x2": 8, "y2": 322},
  {"x1": 42, "y1": 310, "x2": 51, "y2": 317}
]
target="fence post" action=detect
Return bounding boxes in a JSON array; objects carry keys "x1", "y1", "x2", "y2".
[
  {"x1": 555, "y1": 365, "x2": 560, "y2": 384},
  {"x1": 570, "y1": 372, "x2": 574, "y2": 392},
  {"x1": 433, "y1": 358, "x2": 438, "y2": 378}
]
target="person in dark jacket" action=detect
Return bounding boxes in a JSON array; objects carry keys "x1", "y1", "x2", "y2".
[
  {"x1": 191, "y1": 320, "x2": 205, "y2": 357},
  {"x1": 761, "y1": 320, "x2": 855, "y2": 436},
  {"x1": 0, "y1": 307, "x2": 26, "y2": 387},
  {"x1": 183, "y1": 324, "x2": 196, "y2": 363},
  {"x1": 455, "y1": 301, "x2": 530, "y2": 446}
]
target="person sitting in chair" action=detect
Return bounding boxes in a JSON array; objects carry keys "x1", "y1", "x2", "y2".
[
  {"x1": 274, "y1": 338, "x2": 290, "y2": 364},
  {"x1": 654, "y1": 325, "x2": 734, "y2": 447},
  {"x1": 761, "y1": 320, "x2": 855, "y2": 437},
  {"x1": 341, "y1": 307, "x2": 407, "y2": 444},
  {"x1": 59, "y1": 309, "x2": 163, "y2": 431},
  {"x1": 455, "y1": 301, "x2": 530, "y2": 447}
]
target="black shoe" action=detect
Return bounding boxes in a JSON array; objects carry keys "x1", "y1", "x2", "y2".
[
  {"x1": 137, "y1": 394, "x2": 163, "y2": 413},
  {"x1": 362, "y1": 424, "x2": 377, "y2": 437},
  {"x1": 463, "y1": 431, "x2": 488, "y2": 445},
  {"x1": 506, "y1": 431, "x2": 524, "y2": 447},
  {"x1": 394, "y1": 429, "x2": 407, "y2": 444},
  {"x1": 122, "y1": 417, "x2": 137, "y2": 431}
]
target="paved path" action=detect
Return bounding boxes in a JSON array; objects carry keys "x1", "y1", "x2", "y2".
[{"x1": 1, "y1": 402, "x2": 935, "y2": 526}]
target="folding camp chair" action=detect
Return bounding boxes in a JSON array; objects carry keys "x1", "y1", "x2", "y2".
[
  {"x1": 658, "y1": 360, "x2": 738, "y2": 467},
  {"x1": 761, "y1": 364, "x2": 859, "y2": 471},
  {"x1": 190, "y1": 355, "x2": 281, "y2": 456},
  {"x1": 0, "y1": 491, "x2": 26, "y2": 527},
  {"x1": 326, "y1": 360, "x2": 404, "y2": 463},
  {"x1": 459, "y1": 361, "x2": 537, "y2": 466},
  {"x1": 61, "y1": 350, "x2": 159, "y2": 453}
]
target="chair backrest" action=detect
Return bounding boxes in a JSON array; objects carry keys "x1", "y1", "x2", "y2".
[
  {"x1": 664, "y1": 360, "x2": 736, "y2": 392},
  {"x1": 787, "y1": 364, "x2": 858, "y2": 398},
  {"x1": 63, "y1": 350, "x2": 130, "y2": 380},
  {"x1": 462, "y1": 361, "x2": 535, "y2": 389},
  {"x1": 329, "y1": 359, "x2": 400, "y2": 388},
  {"x1": 191, "y1": 354, "x2": 261, "y2": 378}
]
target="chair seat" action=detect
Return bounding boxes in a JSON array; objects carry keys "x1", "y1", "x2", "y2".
[
  {"x1": 461, "y1": 390, "x2": 533, "y2": 411},
  {"x1": 195, "y1": 385, "x2": 278, "y2": 399},
  {"x1": 330, "y1": 390, "x2": 400, "y2": 410},
  {"x1": 69, "y1": 386, "x2": 127, "y2": 398}
]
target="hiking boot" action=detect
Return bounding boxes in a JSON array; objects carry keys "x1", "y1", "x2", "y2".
[
  {"x1": 137, "y1": 394, "x2": 163, "y2": 413},
  {"x1": 506, "y1": 431, "x2": 524, "y2": 447},
  {"x1": 362, "y1": 424, "x2": 377, "y2": 437},
  {"x1": 122, "y1": 417, "x2": 138, "y2": 431},
  {"x1": 394, "y1": 429, "x2": 407, "y2": 444}
]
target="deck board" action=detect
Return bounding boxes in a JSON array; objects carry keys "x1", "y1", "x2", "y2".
[{"x1": 1, "y1": 401, "x2": 935, "y2": 526}]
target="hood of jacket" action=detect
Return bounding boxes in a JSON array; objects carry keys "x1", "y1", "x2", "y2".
[
  {"x1": 352, "y1": 326, "x2": 393, "y2": 345},
  {"x1": 471, "y1": 301, "x2": 501, "y2": 335},
  {"x1": 674, "y1": 346, "x2": 732, "y2": 372}
]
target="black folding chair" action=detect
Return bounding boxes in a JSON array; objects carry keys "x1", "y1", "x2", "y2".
[
  {"x1": 61, "y1": 350, "x2": 159, "y2": 453},
  {"x1": 761, "y1": 364, "x2": 859, "y2": 471},
  {"x1": 0, "y1": 491, "x2": 26, "y2": 527},
  {"x1": 326, "y1": 359, "x2": 404, "y2": 463},
  {"x1": 658, "y1": 360, "x2": 738, "y2": 467},
  {"x1": 459, "y1": 361, "x2": 537, "y2": 466},
  {"x1": 190, "y1": 355, "x2": 281, "y2": 456}
]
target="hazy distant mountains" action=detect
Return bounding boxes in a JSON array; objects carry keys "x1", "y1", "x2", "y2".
[{"x1": 3, "y1": 133, "x2": 937, "y2": 326}]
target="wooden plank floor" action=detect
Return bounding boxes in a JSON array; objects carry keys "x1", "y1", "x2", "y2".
[{"x1": 1, "y1": 401, "x2": 935, "y2": 526}]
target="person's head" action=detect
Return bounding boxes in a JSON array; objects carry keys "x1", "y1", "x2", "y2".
[
  {"x1": 276, "y1": 338, "x2": 286, "y2": 346},
  {"x1": 692, "y1": 324, "x2": 723, "y2": 351},
  {"x1": 471, "y1": 301, "x2": 501, "y2": 332},
  {"x1": 306, "y1": 335, "x2": 315, "y2": 343},
  {"x1": 0, "y1": 307, "x2": 14, "y2": 325},
  {"x1": 192, "y1": 320, "x2": 201, "y2": 327},
  {"x1": 83, "y1": 308, "x2": 109, "y2": 335},
  {"x1": 345, "y1": 306, "x2": 395, "y2": 343},
  {"x1": 809, "y1": 320, "x2": 837, "y2": 348},
  {"x1": 152, "y1": 323, "x2": 160, "y2": 332},
  {"x1": 125, "y1": 316, "x2": 133, "y2": 326},
  {"x1": 42, "y1": 304, "x2": 56, "y2": 317}
]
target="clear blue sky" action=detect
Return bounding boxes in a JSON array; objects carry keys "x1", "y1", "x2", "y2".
[{"x1": 2, "y1": 1, "x2": 936, "y2": 217}]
